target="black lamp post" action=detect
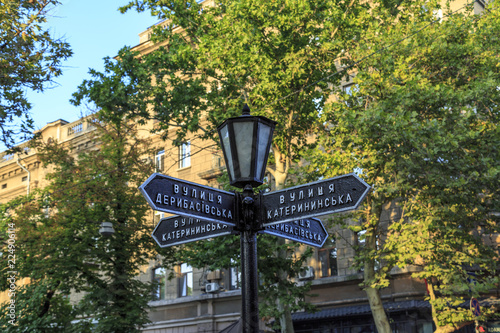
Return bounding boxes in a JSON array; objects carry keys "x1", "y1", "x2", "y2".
[{"x1": 217, "y1": 104, "x2": 276, "y2": 332}]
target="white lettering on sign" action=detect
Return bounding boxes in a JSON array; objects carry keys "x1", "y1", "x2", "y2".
[
  {"x1": 267, "y1": 193, "x2": 352, "y2": 220},
  {"x1": 265, "y1": 219, "x2": 322, "y2": 243},
  {"x1": 161, "y1": 218, "x2": 229, "y2": 242},
  {"x1": 155, "y1": 189, "x2": 233, "y2": 221},
  {"x1": 171, "y1": 185, "x2": 222, "y2": 204}
]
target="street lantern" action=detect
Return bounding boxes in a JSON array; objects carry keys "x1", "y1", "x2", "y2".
[
  {"x1": 217, "y1": 104, "x2": 276, "y2": 188},
  {"x1": 99, "y1": 222, "x2": 115, "y2": 237}
]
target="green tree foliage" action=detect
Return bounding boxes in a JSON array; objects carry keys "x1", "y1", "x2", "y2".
[
  {"x1": 0, "y1": 195, "x2": 77, "y2": 332},
  {"x1": 72, "y1": 0, "x2": 500, "y2": 331},
  {"x1": 0, "y1": 280, "x2": 76, "y2": 332},
  {"x1": 0, "y1": 112, "x2": 158, "y2": 332},
  {"x1": 118, "y1": 0, "x2": 369, "y2": 153},
  {"x1": 0, "y1": 0, "x2": 71, "y2": 148},
  {"x1": 306, "y1": 1, "x2": 500, "y2": 332}
]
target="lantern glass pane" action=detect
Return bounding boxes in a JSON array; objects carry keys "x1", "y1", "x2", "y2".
[
  {"x1": 256, "y1": 123, "x2": 271, "y2": 180},
  {"x1": 219, "y1": 125, "x2": 235, "y2": 181},
  {"x1": 233, "y1": 121, "x2": 254, "y2": 178}
]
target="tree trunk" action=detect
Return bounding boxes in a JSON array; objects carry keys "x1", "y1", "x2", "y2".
[
  {"x1": 277, "y1": 300, "x2": 295, "y2": 333},
  {"x1": 364, "y1": 229, "x2": 391, "y2": 333},
  {"x1": 39, "y1": 280, "x2": 60, "y2": 318},
  {"x1": 427, "y1": 280, "x2": 472, "y2": 333},
  {"x1": 365, "y1": 284, "x2": 391, "y2": 333}
]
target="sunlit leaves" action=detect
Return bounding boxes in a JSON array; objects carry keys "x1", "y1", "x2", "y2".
[
  {"x1": 0, "y1": 0, "x2": 72, "y2": 148},
  {"x1": 308, "y1": 1, "x2": 500, "y2": 330}
]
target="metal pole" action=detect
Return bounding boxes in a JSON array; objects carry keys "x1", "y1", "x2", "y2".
[
  {"x1": 240, "y1": 229, "x2": 259, "y2": 332},
  {"x1": 239, "y1": 185, "x2": 260, "y2": 333}
]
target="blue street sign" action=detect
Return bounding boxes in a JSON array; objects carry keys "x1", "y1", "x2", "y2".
[{"x1": 152, "y1": 216, "x2": 233, "y2": 248}]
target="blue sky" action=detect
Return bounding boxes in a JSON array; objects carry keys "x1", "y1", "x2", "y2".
[{"x1": 27, "y1": 0, "x2": 159, "y2": 131}]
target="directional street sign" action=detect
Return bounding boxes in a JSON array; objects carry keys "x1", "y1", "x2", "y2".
[
  {"x1": 141, "y1": 172, "x2": 369, "y2": 248},
  {"x1": 139, "y1": 173, "x2": 236, "y2": 226},
  {"x1": 152, "y1": 216, "x2": 233, "y2": 248},
  {"x1": 261, "y1": 217, "x2": 328, "y2": 248},
  {"x1": 152, "y1": 215, "x2": 329, "y2": 248},
  {"x1": 262, "y1": 173, "x2": 370, "y2": 227}
]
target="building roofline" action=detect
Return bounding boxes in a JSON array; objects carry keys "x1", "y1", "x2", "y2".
[{"x1": 38, "y1": 119, "x2": 70, "y2": 133}]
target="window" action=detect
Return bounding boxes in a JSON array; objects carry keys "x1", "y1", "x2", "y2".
[
  {"x1": 342, "y1": 83, "x2": 363, "y2": 109},
  {"x1": 155, "y1": 149, "x2": 165, "y2": 172},
  {"x1": 179, "y1": 142, "x2": 191, "y2": 168},
  {"x1": 68, "y1": 122, "x2": 83, "y2": 136},
  {"x1": 178, "y1": 263, "x2": 193, "y2": 297},
  {"x1": 42, "y1": 193, "x2": 51, "y2": 218},
  {"x1": 230, "y1": 259, "x2": 241, "y2": 290},
  {"x1": 43, "y1": 206, "x2": 50, "y2": 218},
  {"x1": 318, "y1": 237, "x2": 337, "y2": 277},
  {"x1": 1, "y1": 184, "x2": 6, "y2": 189},
  {"x1": 343, "y1": 83, "x2": 354, "y2": 94},
  {"x1": 153, "y1": 267, "x2": 166, "y2": 300},
  {"x1": 22, "y1": 176, "x2": 28, "y2": 182},
  {"x1": 212, "y1": 154, "x2": 223, "y2": 169}
]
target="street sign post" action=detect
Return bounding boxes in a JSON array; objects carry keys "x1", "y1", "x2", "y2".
[
  {"x1": 152, "y1": 216, "x2": 233, "y2": 248},
  {"x1": 261, "y1": 218, "x2": 328, "y2": 248},
  {"x1": 139, "y1": 173, "x2": 236, "y2": 226},
  {"x1": 262, "y1": 173, "x2": 370, "y2": 227},
  {"x1": 140, "y1": 171, "x2": 370, "y2": 333}
]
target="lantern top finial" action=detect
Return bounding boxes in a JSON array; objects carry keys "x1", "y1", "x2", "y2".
[{"x1": 242, "y1": 104, "x2": 251, "y2": 116}]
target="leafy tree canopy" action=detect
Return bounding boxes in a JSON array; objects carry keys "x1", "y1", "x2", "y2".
[
  {"x1": 0, "y1": 111, "x2": 161, "y2": 332},
  {"x1": 304, "y1": 1, "x2": 500, "y2": 331},
  {"x1": 114, "y1": 0, "x2": 369, "y2": 159},
  {"x1": 0, "y1": 0, "x2": 71, "y2": 149}
]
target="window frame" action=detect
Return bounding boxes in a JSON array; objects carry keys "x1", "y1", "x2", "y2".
[
  {"x1": 229, "y1": 259, "x2": 241, "y2": 290},
  {"x1": 318, "y1": 237, "x2": 338, "y2": 278},
  {"x1": 178, "y1": 142, "x2": 191, "y2": 169},
  {"x1": 152, "y1": 267, "x2": 166, "y2": 301},
  {"x1": 155, "y1": 149, "x2": 165, "y2": 172},
  {"x1": 178, "y1": 263, "x2": 193, "y2": 297}
]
